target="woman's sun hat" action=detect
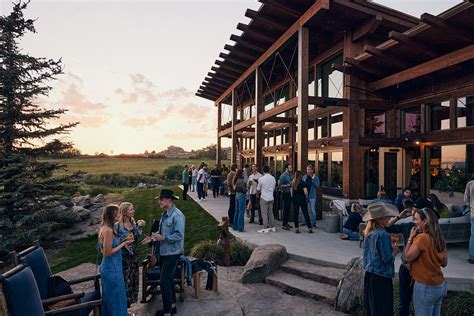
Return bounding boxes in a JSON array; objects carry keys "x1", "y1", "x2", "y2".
[{"x1": 363, "y1": 202, "x2": 399, "y2": 221}]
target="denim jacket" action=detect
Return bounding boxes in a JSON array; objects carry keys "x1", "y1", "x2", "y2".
[
  {"x1": 363, "y1": 228, "x2": 395, "y2": 278},
  {"x1": 159, "y1": 205, "x2": 185, "y2": 256}
]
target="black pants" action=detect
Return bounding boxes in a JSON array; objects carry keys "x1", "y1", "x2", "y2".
[
  {"x1": 364, "y1": 271, "x2": 393, "y2": 316},
  {"x1": 249, "y1": 194, "x2": 262, "y2": 224},
  {"x1": 293, "y1": 197, "x2": 312, "y2": 229},
  {"x1": 159, "y1": 254, "x2": 181, "y2": 314},
  {"x1": 182, "y1": 183, "x2": 188, "y2": 200},
  {"x1": 228, "y1": 194, "x2": 236, "y2": 225},
  {"x1": 398, "y1": 263, "x2": 413, "y2": 316},
  {"x1": 197, "y1": 182, "x2": 204, "y2": 199},
  {"x1": 212, "y1": 180, "x2": 220, "y2": 198},
  {"x1": 282, "y1": 192, "x2": 292, "y2": 226}
]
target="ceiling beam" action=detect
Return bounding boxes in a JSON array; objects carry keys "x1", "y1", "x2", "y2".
[
  {"x1": 420, "y1": 13, "x2": 474, "y2": 44},
  {"x1": 237, "y1": 23, "x2": 276, "y2": 43},
  {"x1": 258, "y1": 0, "x2": 302, "y2": 19},
  {"x1": 262, "y1": 117, "x2": 294, "y2": 123},
  {"x1": 368, "y1": 44, "x2": 474, "y2": 91},
  {"x1": 388, "y1": 31, "x2": 438, "y2": 58},
  {"x1": 215, "y1": 0, "x2": 330, "y2": 104},
  {"x1": 206, "y1": 76, "x2": 233, "y2": 86},
  {"x1": 364, "y1": 45, "x2": 411, "y2": 69},
  {"x1": 344, "y1": 57, "x2": 385, "y2": 77},
  {"x1": 219, "y1": 53, "x2": 252, "y2": 68},
  {"x1": 224, "y1": 44, "x2": 258, "y2": 61},
  {"x1": 208, "y1": 70, "x2": 238, "y2": 82},
  {"x1": 203, "y1": 80, "x2": 228, "y2": 89},
  {"x1": 200, "y1": 85, "x2": 224, "y2": 94},
  {"x1": 331, "y1": 63, "x2": 373, "y2": 82},
  {"x1": 211, "y1": 66, "x2": 241, "y2": 78},
  {"x1": 230, "y1": 34, "x2": 266, "y2": 53},
  {"x1": 352, "y1": 15, "x2": 383, "y2": 42},
  {"x1": 215, "y1": 60, "x2": 245, "y2": 73},
  {"x1": 245, "y1": 9, "x2": 288, "y2": 32}
]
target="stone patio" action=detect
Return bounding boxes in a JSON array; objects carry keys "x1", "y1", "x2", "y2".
[
  {"x1": 186, "y1": 189, "x2": 474, "y2": 293},
  {"x1": 60, "y1": 263, "x2": 345, "y2": 316}
]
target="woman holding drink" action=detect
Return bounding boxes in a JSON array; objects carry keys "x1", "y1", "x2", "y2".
[{"x1": 115, "y1": 202, "x2": 146, "y2": 307}]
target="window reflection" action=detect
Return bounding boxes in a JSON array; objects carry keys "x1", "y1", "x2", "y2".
[
  {"x1": 365, "y1": 111, "x2": 385, "y2": 135},
  {"x1": 427, "y1": 101, "x2": 450, "y2": 131},
  {"x1": 330, "y1": 112, "x2": 343, "y2": 137},
  {"x1": 402, "y1": 107, "x2": 421, "y2": 134},
  {"x1": 331, "y1": 151, "x2": 343, "y2": 190},
  {"x1": 457, "y1": 95, "x2": 474, "y2": 128},
  {"x1": 317, "y1": 117, "x2": 328, "y2": 139}
]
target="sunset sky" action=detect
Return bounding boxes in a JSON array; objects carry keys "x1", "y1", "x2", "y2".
[{"x1": 0, "y1": 0, "x2": 461, "y2": 154}]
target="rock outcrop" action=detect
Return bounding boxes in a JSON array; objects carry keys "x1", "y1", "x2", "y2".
[{"x1": 241, "y1": 244, "x2": 288, "y2": 284}]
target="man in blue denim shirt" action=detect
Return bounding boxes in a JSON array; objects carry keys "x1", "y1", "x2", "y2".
[
  {"x1": 302, "y1": 165, "x2": 320, "y2": 228},
  {"x1": 144, "y1": 189, "x2": 185, "y2": 316}
]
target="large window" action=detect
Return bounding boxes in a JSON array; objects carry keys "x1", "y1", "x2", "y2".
[
  {"x1": 264, "y1": 94, "x2": 274, "y2": 112},
  {"x1": 365, "y1": 149, "x2": 379, "y2": 198},
  {"x1": 330, "y1": 112, "x2": 343, "y2": 137},
  {"x1": 331, "y1": 151, "x2": 343, "y2": 190},
  {"x1": 317, "y1": 54, "x2": 343, "y2": 98},
  {"x1": 429, "y1": 144, "x2": 474, "y2": 194},
  {"x1": 318, "y1": 151, "x2": 343, "y2": 196},
  {"x1": 308, "y1": 120, "x2": 315, "y2": 141},
  {"x1": 317, "y1": 117, "x2": 328, "y2": 139},
  {"x1": 457, "y1": 95, "x2": 474, "y2": 128},
  {"x1": 365, "y1": 111, "x2": 386, "y2": 135},
  {"x1": 275, "y1": 84, "x2": 290, "y2": 106},
  {"x1": 402, "y1": 106, "x2": 421, "y2": 134},
  {"x1": 426, "y1": 101, "x2": 450, "y2": 131}
]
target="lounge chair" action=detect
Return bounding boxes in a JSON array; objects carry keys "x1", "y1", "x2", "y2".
[
  {"x1": 1, "y1": 264, "x2": 101, "y2": 315},
  {"x1": 141, "y1": 257, "x2": 185, "y2": 303}
]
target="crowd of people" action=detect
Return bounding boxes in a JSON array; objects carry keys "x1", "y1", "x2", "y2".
[
  {"x1": 181, "y1": 162, "x2": 474, "y2": 316},
  {"x1": 98, "y1": 189, "x2": 185, "y2": 316}
]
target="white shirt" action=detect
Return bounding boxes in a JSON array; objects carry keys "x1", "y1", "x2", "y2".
[
  {"x1": 247, "y1": 172, "x2": 263, "y2": 195},
  {"x1": 192, "y1": 169, "x2": 198, "y2": 177},
  {"x1": 197, "y1": 168, "x2": 206, "y2": 183},
  {"x1": 257, "y1": 173, "x2": 276, "y2": 202},
  {"x1": 464, "y1": 180, "x2": 474, "y2": 217}
]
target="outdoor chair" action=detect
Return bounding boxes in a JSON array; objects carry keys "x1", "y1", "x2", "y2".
[
  {"x1": 0, "y1": 264, "x2": 101, "y2": 316},
  {"x1": 141, "y1": 257, "x2": 185, "y2": 303},
  {"x1": 13, "y1": 245, "x2": 101, "y2": 314}
]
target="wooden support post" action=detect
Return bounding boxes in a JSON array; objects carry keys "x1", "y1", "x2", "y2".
[
  {"x1": 217, "y1": 102, "x2": 222, "y2": 167},
  {"x1": 289, "y1": 81, "x2": 296, "y2": 168},
  {"x1": 420, "y1": 144, "x2": 428, "y2": 197},
  {"x1": 218, "y1": 216, "x2": 231, "y2": 267},
  {"x1": 342, "y1": 30, "x2": 363, "y2": 199},
  {"x1": 255, "y1": 67, "x2": 264, "y2": 169},
  {"x1": 297, "y1": 27, "x2": 309, "y2": 171},
  {"x1": 450, "y1": 98, "x2": 457, "y2": 129},
  {"x1": 231, "y1": 91, "x2": 238, "y2": 164}
]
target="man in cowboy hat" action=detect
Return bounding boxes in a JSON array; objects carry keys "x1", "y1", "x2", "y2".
[{"x1": 143, "y1": 189, "x2": 185, "y2": 316}]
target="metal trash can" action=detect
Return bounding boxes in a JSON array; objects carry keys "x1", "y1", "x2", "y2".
[{"x1": 326, "y1": 213, "x2": 340, "y2": 233}]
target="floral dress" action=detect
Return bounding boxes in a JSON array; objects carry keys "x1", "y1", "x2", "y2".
[{"x1": 114, "y1": 222, "x2": 142, "y2": 307}]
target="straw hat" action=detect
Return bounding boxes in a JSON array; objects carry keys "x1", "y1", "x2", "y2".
[{"x1": 363, "y1": 202, "x2": 399, "y2": 221}]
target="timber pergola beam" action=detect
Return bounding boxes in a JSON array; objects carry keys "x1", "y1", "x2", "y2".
[
  {"x1": 211, "y1": 66, "x2": 241, "y2": 78},
  {"x1": 258, "y1": 0, "x2": 302, "y2": 19},
  {"x1": 352, "y1": 15, "x2": 383, "y2": 41},
  {"x1": 215, "y1": 0, "x2": 331, "y2": 104},
  {"x1": 368, "y1": 44, "x2": 474, "y2": 91},
  {"x1": 230, "y1": 34, "x2": 266, "y2": 53},
  {"x1": 245, "y1": 9, "x2": 288, "y2": 32},
  {"x1": 215, "y1": 60, "x2": 246, "y2": 74},
  {"x1": 420, "y1": 13, "x2": 474, "y2": 44},
  {"x1": 224, "y1": 44, "x2": 259, "y2": 61},
  {"x1": 388, "y1": 31, "x2": 439, "y2": 58},
  {"x1": 331, "y1": 63, "x2": 374, "y2": 82},
  {"x1": 363, "y1": 45, "x2": 411, "y2": 69},
  {"x1": 343, "y1": 57, "x2": 385, "y2": 77},
  {"x1": 262, "y1": 117, "x2": 294, "y2": 123},
  {"x1": 218, "y1": 53, "x2": 252, "y2": 68},
  {"x1": 237, "y1": 23, "x2": 276, "y2": 43}
]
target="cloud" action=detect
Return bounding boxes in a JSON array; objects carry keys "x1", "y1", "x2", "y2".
[
  {"x1": 45, "y1": 72, "x2": 110, "y2": 128},
  {"x1": 122, "y1": 116, "x2": 160, "y2": 127},
  {"x1": 115, "y1": 73, "x2": 157, "y2": 105},
  {"x1": 164, "y1": 130, "x2": 215, "y2": 140}
]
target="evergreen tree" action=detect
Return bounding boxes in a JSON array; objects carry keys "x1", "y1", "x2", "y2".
[{"x1": 0, "y1": 2, "x2": 79, "y2": 253}]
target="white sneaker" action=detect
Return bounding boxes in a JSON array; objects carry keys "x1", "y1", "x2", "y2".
[{"x1": 270, "y1": 227, "x2": 276, "y2": 232}]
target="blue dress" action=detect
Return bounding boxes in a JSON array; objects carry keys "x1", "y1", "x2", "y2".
[{"x1": 100, "y1": 235, "x2": 128, "y2": 315}]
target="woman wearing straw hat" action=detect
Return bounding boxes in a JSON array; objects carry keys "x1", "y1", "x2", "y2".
[{"x1": 363, "y1": 202, "x2": 400, "y2": 316}]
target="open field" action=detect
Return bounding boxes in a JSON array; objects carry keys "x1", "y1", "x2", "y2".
[{"x1": 44, "y1": 157, "x2": 230, "y2": 176}]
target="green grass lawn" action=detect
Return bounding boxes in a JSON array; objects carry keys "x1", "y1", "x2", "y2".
[
  {"x1": 44, "y1": 157, "x2": 229, "y2": 176},
  {"x1": 50, "y1": 186, "x2": 219, "y2": 273}
]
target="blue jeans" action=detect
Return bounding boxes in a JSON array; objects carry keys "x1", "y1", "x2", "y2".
[
  {"x1": 197, "y1": 182, "x2": 204, "y2": 199},
  {"x1": 398, "y1": 263, "x2": 413, "y2": 316},
  {"x1": 413, "y1": 281, "x2": 447, "y2": 316},
  {"x1": 308, "y1": 198, "x2": 317, "y2": 227},
  {"x1": 160, "y1": 254, "x2": 181, "y2": 314},
  {"x1": 233, "y1": 193, "x2": 246, "y2": 232},
  {"x1": 470, "y1": 218, "x2": 474, "y2": 260},
  {"x1": 343, "y1": 228, "x2": 359, "y2": 241},
  {"x1": 192, "y1": 176, "x2": 197, "y2": 191}
]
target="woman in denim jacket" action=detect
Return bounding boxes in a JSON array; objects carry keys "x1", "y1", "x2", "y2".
[{"x1": 363, "y1": 202, "x2": 400, "y2": 316}]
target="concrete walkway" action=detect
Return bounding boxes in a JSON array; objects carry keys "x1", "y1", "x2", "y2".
[{"x1": 186, "y1": 189, "x2": 474, "y2": 292}]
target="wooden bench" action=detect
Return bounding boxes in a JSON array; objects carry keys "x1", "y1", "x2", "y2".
[{"x1": 192, "y1": 269, "x2": 218, "y2": 298}]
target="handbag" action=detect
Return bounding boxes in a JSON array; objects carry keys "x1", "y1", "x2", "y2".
[
  {"x1": 48, "y1": 275, "x2": 73, "y2": 297},
  {"x1": 145, "y1": 214, "x2": 164, "y2": 273}
]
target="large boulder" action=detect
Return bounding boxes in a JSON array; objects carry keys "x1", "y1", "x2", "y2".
[
  {"x1": 241, "y1": 244, "x2": 287, "y2": 284},
  {"x1": 72, "y1": 195, "x2": 92, "y2": 208},
  {"x1": 334, "y1": 256, "x2": 365, "y2": 314},
  {"x1": 92, "y1": 194, "x2": 105, "y2": 204}
]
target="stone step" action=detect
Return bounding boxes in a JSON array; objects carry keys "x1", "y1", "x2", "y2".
[
  {"x1": 265, "y1": 271, "x2": 337, "y2": 305},
  {"x1": 281, "y1": 259, "x2": 344, "y2": 286}
]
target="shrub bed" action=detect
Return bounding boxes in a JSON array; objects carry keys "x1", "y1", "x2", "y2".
[{"x1": 190, "y1": 240, "x2": 252, "y2": 266}]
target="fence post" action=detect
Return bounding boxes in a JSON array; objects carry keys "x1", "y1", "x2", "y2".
[{"x1": 217, "y1": 216, "x2": 231, "y2": 266}]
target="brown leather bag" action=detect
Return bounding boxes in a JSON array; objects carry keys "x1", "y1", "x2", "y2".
[{"x1": 145, "y1": 253, "x2": 158, "y2": 273}]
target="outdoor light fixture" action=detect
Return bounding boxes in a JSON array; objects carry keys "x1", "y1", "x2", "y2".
[
  {"x1": 415, "y1": 138, "x2": 423, "y2": 145},
  {"x1": 320, "y1": 141, "x2": 329, "y2": 148}
]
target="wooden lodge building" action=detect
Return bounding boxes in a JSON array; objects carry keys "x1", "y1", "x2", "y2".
[{"x1": 196, "y1": 0, "x2": 474, "y2": 202}]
